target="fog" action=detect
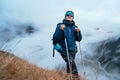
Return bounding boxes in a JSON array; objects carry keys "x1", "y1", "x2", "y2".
[{"x1": 0, "y1": 0, "x2": 120, "y2": 80}]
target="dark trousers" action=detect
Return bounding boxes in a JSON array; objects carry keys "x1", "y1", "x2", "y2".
[{"x1": 60, "y1": 51, "x2": 78, "y2": 75}]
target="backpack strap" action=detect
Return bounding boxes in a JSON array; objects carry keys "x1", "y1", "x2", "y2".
[{"x1": 53, "y1": 48, "x2": 55, "y2": 57}]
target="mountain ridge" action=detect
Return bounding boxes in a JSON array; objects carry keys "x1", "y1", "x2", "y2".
[{"x1": 0, "y1": 50, "x2": 70, "y2": 80}]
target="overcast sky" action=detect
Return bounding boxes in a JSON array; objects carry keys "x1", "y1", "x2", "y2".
[{"x1": 0, "y1": 0, "x2": 120, "y2": 27}]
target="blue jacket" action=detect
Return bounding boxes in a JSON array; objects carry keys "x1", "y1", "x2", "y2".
[{"x1": 53, "y1": 19, "x2": 82, "y2": 52}]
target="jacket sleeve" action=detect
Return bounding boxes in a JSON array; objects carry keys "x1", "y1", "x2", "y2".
[
  {"x1": 74, "y1": 26, "x2": 82, "y2": 42},
  {"x1": 52, "y1": 23, "x2": 63, "y2": 45}
]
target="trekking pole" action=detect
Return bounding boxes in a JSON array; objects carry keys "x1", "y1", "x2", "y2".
[
  {"x1": 78, "y1": 42, "x2": 86, "y2": 80},
  {"x1": 64, "y1": 30, "x2": 73, "y2": 80}
]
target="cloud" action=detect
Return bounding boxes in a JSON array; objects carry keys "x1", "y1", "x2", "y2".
[
  {"x1": 0, "y1": 1, "x2": 120, "y2": 80},
  {"x1": 0, "y1": 0, "x2": 120, "y2": 26}
]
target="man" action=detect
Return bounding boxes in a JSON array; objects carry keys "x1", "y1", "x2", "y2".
[{"x1": 52, "y1": 11, "x2": 82, "y2": 79}]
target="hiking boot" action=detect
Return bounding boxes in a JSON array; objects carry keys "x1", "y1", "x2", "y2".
[{"x1": 72, "y1": 74, "x2": 81, "y2": 80}]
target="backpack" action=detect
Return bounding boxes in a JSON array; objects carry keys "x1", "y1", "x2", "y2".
[
  {"x1": 52, "y1": 23, "x2": 63, "y2": 57},
  {"x1": 52, "y1": 43, "x2": 62, "y2": 57}
]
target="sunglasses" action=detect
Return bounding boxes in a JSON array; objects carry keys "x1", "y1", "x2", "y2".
[{"x1": 66, "y1": 15, "x2": 73, "y2": 17}]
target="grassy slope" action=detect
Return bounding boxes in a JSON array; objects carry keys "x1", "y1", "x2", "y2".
[{"x1": 0, "y1": 51, "x2": 69, "y2": 80}]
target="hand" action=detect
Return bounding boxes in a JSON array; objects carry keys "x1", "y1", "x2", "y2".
[
  {"x1": 75, "y1": 28, "x2": 80, "y2": 32},
  {"x1": 60, "y1": 24, "x2": 65, "y2": 30}
]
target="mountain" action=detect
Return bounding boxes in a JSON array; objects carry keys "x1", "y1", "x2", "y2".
[{"x1": 94, "y1": 37, "x2": 120, "y2": 73}]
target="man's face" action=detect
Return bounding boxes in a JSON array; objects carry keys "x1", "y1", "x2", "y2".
[{"x1": 65, "y1": 15, "x2": 74, "y2": 21}]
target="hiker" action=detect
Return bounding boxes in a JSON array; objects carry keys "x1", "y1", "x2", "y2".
[{"x1": 52, "y1": 11, "x2": 82, "y2": 79}]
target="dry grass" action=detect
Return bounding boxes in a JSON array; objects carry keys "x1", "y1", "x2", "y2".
[{"x1": 0, "y1": 51, "x2": 83, "y2": 80}]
